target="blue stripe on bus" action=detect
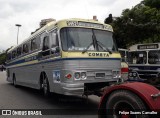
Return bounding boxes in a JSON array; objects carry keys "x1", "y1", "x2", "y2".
[{"x1": 6, "y1": 57, "x2": 121, "y2": 68}]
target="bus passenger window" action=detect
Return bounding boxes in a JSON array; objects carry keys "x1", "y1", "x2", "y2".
[
  {"x1": 50, "y1": 31, "x2": 58, "y2": 47},
  {"x1": 17, "y1": 47, "x2": 22, "y2": 56},
  {"x1": 23, "y1": 43, "x2": 29, "y2": 53},
  {"x1": 31, "y1": 38, "x2": 37, "y2": 51},
  {"x1": 50, "y1": 31, "x2": 59, "y2": 54},
  {"x1": 7, "y1": 53, "x2": 11, "y2": 61},
  {"x1": 12, "y1": 50, "x2": 17, "y2": 59},
  {"x1": 31, "y1": 37, "x2": 40, "y2": 51},
  {"x1": 42, "y1": 36, "x2": 50, "y2": 56}
]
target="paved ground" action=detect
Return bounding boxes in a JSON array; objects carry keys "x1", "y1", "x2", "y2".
[{"x1": 0, "y1": 71, "x2": 101, "y2": 118}]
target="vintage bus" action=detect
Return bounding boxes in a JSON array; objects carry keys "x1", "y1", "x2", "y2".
[
  {"x1": 128, "y1": 43, "x2": 160, "y2": 85},
  {"x1": 118, "y1": 48, "x2": 128, "y2": 80},
  {"x1": 6, "y1": 18, "x2": 121, "y2": 96}
]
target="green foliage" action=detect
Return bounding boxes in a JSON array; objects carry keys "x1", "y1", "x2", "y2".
[
  {"x1": 143, "y1": 0, "x2": 160, "y2": 9},
  {"x1": 0, "y1": 52, "x2": 6, "y2": 65},
  {"x1": 106, "y1": 0, "x2": 160, "y2": 48},
  {"x1": 0, "y1": 47, "x2": 13, "y2": 65}
]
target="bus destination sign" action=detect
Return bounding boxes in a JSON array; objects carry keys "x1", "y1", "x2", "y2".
[{"x1": 137, "y1": 44, "x2": 159, "y2": 49}]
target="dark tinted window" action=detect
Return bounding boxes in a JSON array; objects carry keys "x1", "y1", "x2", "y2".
[
  {"x1": 31, "y1": 37, "x2": 40, "y2": 51},
  {"x1": 12, "y1": 50, "x2": 17, "y2": 59},
  {"x1": 42, "y1": 36, "x2": 50, "y2": 56},
  {"x1": 17, "y1": 47, "x2": 22, "y2": 56},
  {"x1": 148, "y1": 50, "x2": 160, "y2": 64},
  {"x1": 128, "y1": 51, "x2": 147, "y2": 64},
  {"x1": 43, "y1": 36, "x2": 49, "y2": 51},
  {"x1": 23, "y1": 43, "x2": 29, "y2": 53},
  {"x1": 7, "y1": 53, "x2": 11, "y2": 61}
]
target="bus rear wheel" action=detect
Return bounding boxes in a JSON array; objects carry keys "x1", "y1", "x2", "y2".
[
  {"x1": 42, "y1": 74, "x2": 50, "y2": 97},
  {"x1": 105, "y1": 90, "x2": 149, "y2": 118},
  {"x1": 13, "y1": 75, "x2": 18, "y2": 88}
]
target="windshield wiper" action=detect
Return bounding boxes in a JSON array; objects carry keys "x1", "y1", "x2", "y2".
[
  {"x1": 82, "y1": 40, "x2": 112, "y2": 54},
  {"x1": 82, "y1": 29, "x2": 112, "y2": 54},
  {"x1": 82, "y1": 42, "x2": 93, "y2": 54},
  {"x1": 96, "y1": 41, "x2": 112, "y2": 54}
]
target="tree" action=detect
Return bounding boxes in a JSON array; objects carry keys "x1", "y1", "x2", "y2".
[
  {"x1": 0, "y1": 52, "x2": 6, "y2": 65},
  {"x1": 0, "y1": 46, "x2": 13, "y2": 65},
  {"x1": 143, "y1": 0, "x2": 160, "y2": 9},
  {"x1": 104, "y1": 14, "x2": 113, "y2": 24},
  {"x1": 105, "y1": 0, "x2": 160, "y2": 48}
]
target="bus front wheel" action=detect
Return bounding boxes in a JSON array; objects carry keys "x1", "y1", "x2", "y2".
[{"x1": 42, "y1": 74, "x2": 50, "y2": 97}]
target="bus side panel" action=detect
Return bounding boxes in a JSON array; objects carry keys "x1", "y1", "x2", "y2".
[{"x1": 8, "y1": 63, "x2": 42, "y2": 89}]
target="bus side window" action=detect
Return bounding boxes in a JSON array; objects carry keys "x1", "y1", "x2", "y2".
[
  {"x1": 31, "y1": 37, "x2": 40, "y2": 51},
  {"x1": 31, "y1": 38, "x2": 37, "y2": 51},
  {"x1": 23, "y1": 43, "x2": 29, "y2": 54},
  {"x1": 42, "y1": 36, "x2": 50, "y2": 56},
  {"x1": 50, "y1": 31, "x2": 59, "y2": 54},
  {"x1": 12, "y1": 50, "x2": 17, "y2": 59},
  {"x1": 17, "y1": 46, "x2": 22, "y2": 57},
  {"x1": 7, "y1": 53, "x2": 11, "y2": 61}
]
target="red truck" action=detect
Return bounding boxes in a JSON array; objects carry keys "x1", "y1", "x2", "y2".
[{"x1": 98, "y1": 82, "x2": 160, "y2": 118}]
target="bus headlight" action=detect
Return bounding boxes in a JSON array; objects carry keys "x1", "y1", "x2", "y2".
[
  {"x1": 74, "y1": 72, "x2": 87, "y2": 80},
  {"x1": 74, "y1": 72, "x2": 81, "y2": 80},
  {"x1": 133, "y1": 72, "x2": 137, "y2": 77},
  {"x1": 129, "y1": 72, "x2": 137, "y2": 77},
  {"x1": 81, "y1": 72, "x2": 87, "y2": 80},
  {"x1": 129, "y1": 72, "x2": 133, "y2": 77}
]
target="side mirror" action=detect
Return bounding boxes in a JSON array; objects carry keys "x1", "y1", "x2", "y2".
[
  {"x1": 51, "y1": 46, "x2": 60, "y2": 54},
  {"x1": 55, "y1": 46, "x2": 60, "y2": 53}
]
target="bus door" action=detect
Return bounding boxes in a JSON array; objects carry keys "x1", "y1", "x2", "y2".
[
  {"x1": 41, "y1": 30, "x2": 60, "y2": 57},
  {"x1": 40, "y1": 30, "x2": 61, "y2": 92}
]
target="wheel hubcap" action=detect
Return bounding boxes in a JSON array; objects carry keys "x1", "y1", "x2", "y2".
[{"x1": 43, "y1": 78, "x2": 48, "y2": 94}]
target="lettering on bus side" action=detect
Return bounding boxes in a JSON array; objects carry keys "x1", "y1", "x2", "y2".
[{"x1": 88, "y1": 52, "x2": 109, "y2": 57}]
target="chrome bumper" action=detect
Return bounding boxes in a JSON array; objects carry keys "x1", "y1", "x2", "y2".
[{"x1": 61, "y1": 83, "x2": 84, "y2": 95}]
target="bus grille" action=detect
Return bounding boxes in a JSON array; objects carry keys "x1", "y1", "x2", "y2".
[{"x1": 138, "y1": 71, "x2": 159, "y2": 79}]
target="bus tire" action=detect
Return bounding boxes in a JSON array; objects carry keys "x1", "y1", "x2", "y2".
[
  {"x1": 13, "y1": 74, "x2": 18, "y2": 88},
  {"x1": 105, "y1": 90, "x2": 149, "y2": 118},
  {"x1": 42, "y1": 74, "x2": 50, "y2": 97}
]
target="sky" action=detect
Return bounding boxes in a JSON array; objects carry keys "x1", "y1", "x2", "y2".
[{"x1": 0, "y1": 0, "x2": 142, "y2": 51}]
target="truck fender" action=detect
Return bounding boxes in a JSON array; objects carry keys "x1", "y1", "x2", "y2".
[{"x1": 99, "y1": 82, "x2": 160, "y2": 115}]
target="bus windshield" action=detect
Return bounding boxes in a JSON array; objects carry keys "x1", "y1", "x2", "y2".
[
  {"x1": 128, "y1": 51, "x2": 147, "y2": 64},
  {"x1": 60, "y1": 27, "x2": 117, "y2": 52},
  {"x1": 148, "y1": 50, "x2": 160, "y2": 64}
]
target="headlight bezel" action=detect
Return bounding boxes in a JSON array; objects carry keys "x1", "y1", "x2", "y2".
[{"x1": 74, "y1": 71, "x2": 87, "y2": 80}]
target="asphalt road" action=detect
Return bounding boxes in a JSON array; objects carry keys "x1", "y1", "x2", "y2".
[{"x1": 0, "y1": 71, "x2": 101, "y2": 118}]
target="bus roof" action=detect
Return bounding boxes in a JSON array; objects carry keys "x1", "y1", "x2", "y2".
[
  {"x1": 128, "y1": 43, "x2": 160, "y2": 51},
  {"x1": 8, "y1": 18, "x2": 113, "y2": 53}
]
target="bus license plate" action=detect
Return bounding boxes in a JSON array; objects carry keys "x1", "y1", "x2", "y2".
[{"x1": 96, "y1": 73, "x2": 105, "y2": 78}]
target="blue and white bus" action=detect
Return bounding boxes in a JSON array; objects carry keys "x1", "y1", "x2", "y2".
[
  {"x1": 128, "y1": 43, "x2": 160, "y2": 85},
  {"x1": 6, "y1": 18, "x2": 121, "y2": 96}
]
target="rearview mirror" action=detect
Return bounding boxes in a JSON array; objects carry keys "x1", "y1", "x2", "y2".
[{"x1": 51, "y1": 46, "x2": 60, "y2": 54}]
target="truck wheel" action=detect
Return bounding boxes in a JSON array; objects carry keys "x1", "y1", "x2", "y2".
[
  {"x1": 42, "y1": 74, "x2": 50, "y2": 97},
  {"x1": 105, "y1": 90, "x2": 149, "y2": 118}
]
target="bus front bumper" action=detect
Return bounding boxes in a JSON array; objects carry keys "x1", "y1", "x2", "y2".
[{"x1": 61, "y1": 83, "x2": 84, "y2": 96}]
